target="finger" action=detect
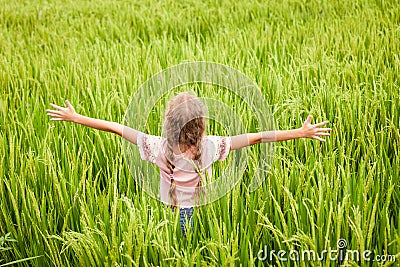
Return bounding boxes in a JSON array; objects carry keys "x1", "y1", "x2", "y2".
[
  {"x1": 50, "y1": 118, "x2": 63, "y2": 121},
  {"x1": 313, "y1": 136, "x2": 326, "y2": 142},
  {"x1": 49, "y1": 103, "x2": 65, "y2": 110},
  {"x1": 316, "y1": 132, "x2": 330, "y2": 136},
  {"x1": 46, "y1": 110, "x2": 62, "y2": 116},
  {"x1": 317, "y1": 128, "x2": 332, "y2": 132},
  {"x1": 65, "y1": 100, "x2": 75, "y2": 112},
  {"x1": 46, "y1": 109, "x2": 61, "y2": 113},
  {"x1": 305, "y1": 115, "x2": 312, "y2": 124},
  {"x1": 47, "y1": 113, "x2": 61, "y2": 118},
  {"x1": 314, "y1": 121, "x2": 329, "y2": 127}
]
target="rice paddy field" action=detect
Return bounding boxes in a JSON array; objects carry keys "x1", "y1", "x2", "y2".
[{"x1": 1, "y1": 0, "x2": 399, "y2": 266}]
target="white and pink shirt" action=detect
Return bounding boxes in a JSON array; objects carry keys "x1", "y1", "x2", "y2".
[{"x1": 137, "y1": 132, "x2": 231, "y2": 208}]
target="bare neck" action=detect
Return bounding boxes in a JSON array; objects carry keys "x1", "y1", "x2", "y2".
[{"x1": 172, "y1": 144, "x2": 192, "y2": 155}]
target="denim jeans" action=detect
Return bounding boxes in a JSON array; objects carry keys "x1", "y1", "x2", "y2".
[{"x1": 173, "y1": 207, "x2": 194, "y2": 236}]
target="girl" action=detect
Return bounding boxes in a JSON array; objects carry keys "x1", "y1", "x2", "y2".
[{"x1": 46, "y1": 92, "x2": 331, "y2": 235}]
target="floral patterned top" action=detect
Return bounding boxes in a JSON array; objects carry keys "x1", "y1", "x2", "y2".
[{"x1": 137, "y1": 132, "x2": 231, "y2": 208}]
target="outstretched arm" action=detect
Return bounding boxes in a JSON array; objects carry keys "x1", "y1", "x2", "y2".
[
  {"x1": 46, "y1": 100, "x2": 139, "y2": 145},
  {"x1": 230, "y1": 115, "x2": 331, "y2": 150}
]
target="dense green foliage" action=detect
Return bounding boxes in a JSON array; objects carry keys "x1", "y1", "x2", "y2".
[{"x1": 0, "y1": 0, "x2": 399, "y2": 266}]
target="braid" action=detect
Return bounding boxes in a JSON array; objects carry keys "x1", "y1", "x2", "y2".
[
  {"x1": 193, "y1": 146, "x2": 206, "y2": 206},
  {"x1": 166, "y1": 146, "x2": 178, "y2": 210}
]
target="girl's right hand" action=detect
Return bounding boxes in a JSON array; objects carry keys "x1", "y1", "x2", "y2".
[
  {"x1": 300, "y1": 115, "x2": 331, "y2": 142},
  {"x1": 46, "y1": 100, "x2": 78, "y2": 122}
]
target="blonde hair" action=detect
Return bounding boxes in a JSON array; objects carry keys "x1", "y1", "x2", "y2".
[{"x1": 163, "y1": 92, "x2": 206, "y2": 209}]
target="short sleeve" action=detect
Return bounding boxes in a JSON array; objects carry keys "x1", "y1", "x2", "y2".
[
  {"x1": 205, "y1": 136, "x2": 231, "y2": 162},
  {"x1": 137, "y1": 132, "x2": 164, "y2": 164}
]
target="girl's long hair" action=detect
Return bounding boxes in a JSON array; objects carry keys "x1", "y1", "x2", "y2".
[{"x1": 163, "y1": 92, "x2": 206, "y2": 209}]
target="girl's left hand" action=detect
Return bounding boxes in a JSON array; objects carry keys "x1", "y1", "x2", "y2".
[
  {"x1": 46, "y1": 100, "x2": 78, "y2": 122},
  {"x1": 300, "y1": 115, "x2": 332, "y2": 142}
]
